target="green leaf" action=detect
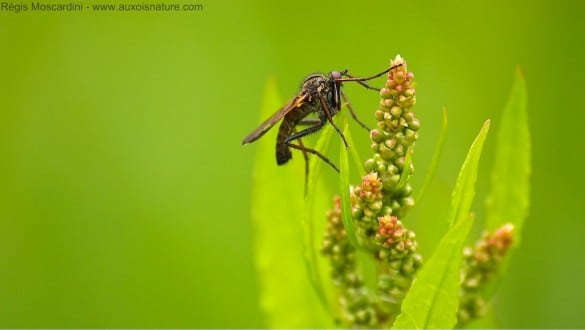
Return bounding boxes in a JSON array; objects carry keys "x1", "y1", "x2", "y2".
[
  {"x1": 392, "y1": 120, "x2": 490, "y2": 330},
  {"x1": 415, "y1": 108, "x2": 448, "y2": 202},
  {"x1": 305, "y1": 124, "x2": 335, "y2": 198},
  {"x1": 251, "y1": 79, "x2": 330, "y2": 328},
  {"x1": 486, "y1": 68, "x2": 530, "y2": 242},
  {"x1": 447, "y1": 121, "x2": 491, "y2": 228},
  {"x1": 339, "y1": 119, "x2": 359, "y2": 248},
  {"x1": 397, "y1": 146, "x2": 414, "y2": 191},
  {"x1": 302, "y1": 123, "x2": 335, "y2": 312},
  {"x1": 475, "y1": 69, "x2": 531, "y2": 324},
  {"x1": 345, "y1": 123, "x2": 366, "y2": 176}
]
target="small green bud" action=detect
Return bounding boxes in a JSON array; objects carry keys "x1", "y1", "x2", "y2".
[
  {"x1": 395, "y1": 143, "x2": 405, "y2": 155},
  {"x1": 398, "y1": 95, "x2": 409, "y2": 106},
  {"x1": 380, "y1": 87, "x2": 392, "y2": 99},
  {"x1": 395, "y1": 156, "x2": 405, "y2": 169},
  {"x1": 394, "y1": 131, "x2": 405, "y2": 142},
  {"x1": 364, "y1": 158, "x2": 376, "y2": 172},
  {"x1": 387, "y1": 164, "x2": 399, "y2": 175},
  {"x1": 379, "y1": 249, "x2": 389, "y2": 260},
  {"x1": 377, "y1": 161, "x2": 386, "y2": 173},
  {"x1": 390, "y1": 200, "x2": 401, "y2": 211},
  {"x1": 382, "y1": 98, "x2": 394, "y2": 108},
  {"x1": 393, "y1": 70, "x2": 405, "y2": 84},
  {"x1": 370, "y1": 129, "x2": 386, "y2": 143},
  {"x1": 390, "y1": 119, "x2": 400, "y2": 128},
  {"x1": 385, "y1": 138, "x2": 397, "y2": 149},
  {"x1": 363, "y1": 208, "x2": 375, "y2": 218},
  {"x1": 370, "y1": 200, "x2": 383, "y2": 212},
  {"x1": 398, "y1": 117, "x2": 408, "y2": 128},
  {"x1": 401, "y1": 184, "x2": 413, "y2": 196},
  {"x1": 379, "y1": 144, "x2": 395, "y2": 161},
  {"x1": 382, "y1": 206, "x2": 393, "y2": 215},
  {"x1": 401, "y1": 197, "x2": 415, "y2": 209},
  {"x1": 375, "y1": 110, "x2": 385, "y2": 121},
  {"x1": 390, "y1": 106, "x2": 402, "y2": 118},
  {"x1": 404, "y1": 128, "x2": 416, "y2": 141},
  {"x1": 381, "y1": 174, "x2": 400, "y2": 190}
]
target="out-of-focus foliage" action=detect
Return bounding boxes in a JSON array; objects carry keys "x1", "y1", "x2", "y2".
[{"x1": 1, "y1": 0, "x2": 584, "y2": 327}]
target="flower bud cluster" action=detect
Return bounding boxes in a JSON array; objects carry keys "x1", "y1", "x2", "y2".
[
  {"x1": 351, "y1": 172, "x2": 388, "y2": 249},
  {"x1": 375, "y1": 215, "x2": 418, "y2": 261},
  {"x1": 321, "y1": 196, "x2": 378, "y2": 328},
  {"x1": 322, "y1": 55, "x2": 422, "y2": 328},
  {"x1": 363, "y1": 55, "x2": 418, "y2": 219},
  {"x1": 458, "y1": 224, "x2": 515, "y2": 325},
  {"x1": 376, "y1": 252, "x2": 423, "y2": 322},
  {"x1": 374, "y1": 215, "x2": 422, "y2": 323}
]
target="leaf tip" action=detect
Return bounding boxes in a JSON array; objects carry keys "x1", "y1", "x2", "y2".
[
  {"x1": 484, "y1": 119, "x2": 491, "y2": 128},
  {"x1": 441, "y1": 107, "x2": 448, "y2": 122},
  {"x1": 515, "y1": 65, "x2": 525, "y2": 79}
]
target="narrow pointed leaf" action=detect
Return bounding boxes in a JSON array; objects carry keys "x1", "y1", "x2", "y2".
[
  {"x1": 447, "y1": 120, "x2": 491, "y2": 227},
  {"x1": 251, "y1": 79, "x2": 330, "y2": 327},
  {"x1": 302, "y1": 123, "x2": 335, "y2": 312},
  {"x1": 474, "y1": 69, "x2": 531, "y2": 321},
  {"x1": 392, "y1": 120, "x2": 490, "y2": 329},
  {"x1": 397, "y1": 146, "x2": 414, "y2": 191},
  {"x1": 486, "y1": 68, "x2": 530, "y2": 242},
  {"x1": 416, "y1": 108, "x2": 448, "y2": 202},
  {"x1": 344, "y1": 123, "x2": 365, "y2": 176},
  {"x1": 339, "y1": 120, "x2": 359, "y2": 247}
]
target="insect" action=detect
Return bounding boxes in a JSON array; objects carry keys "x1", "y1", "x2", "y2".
[{"x1": 242, "y1": 64, "x2": 403, "y2": 187}]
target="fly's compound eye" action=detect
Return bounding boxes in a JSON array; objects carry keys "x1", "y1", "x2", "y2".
[{"x1": 330, "y1": 71, "x2": 343, "y2": 80}]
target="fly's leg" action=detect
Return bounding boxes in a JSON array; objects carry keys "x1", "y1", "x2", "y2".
[
  {"x1": 291, "y1": 128, "x2": 311, "y2": 194},
  {"x1": 317, "y1": 91, "x2": 349, "y2": 148},
  {"x1": 342, "y1": 73, "x2": 381, "y2": 91},
  {"x1": 287, "y1": 143, "x2": 339, "y2": 173},
  {"x1": 341, "y1": 90, "x2": 370, "y2": 131},
  {"x1": 284, "y1": 119, "x2": 325, "y2": 143},
  {"x1": 297, "y1": 118, "x2": 321, "y2": 126},
  {"x1": 336, "y1": 63, "x2": 403, "y2": 84}
]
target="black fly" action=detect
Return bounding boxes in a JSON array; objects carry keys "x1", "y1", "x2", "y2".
[{"x1": 242, "y1": 64, "x2": 403, "y2": 188}]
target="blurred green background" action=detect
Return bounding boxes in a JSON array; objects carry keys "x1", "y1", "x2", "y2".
[{"x1": 1, "y1": 0, "x2": 585, "y2": 327}]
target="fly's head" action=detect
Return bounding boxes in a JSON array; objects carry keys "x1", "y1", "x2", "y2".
[{"x1": 328, "y1": 70, "x2": 345, "y2": 111}]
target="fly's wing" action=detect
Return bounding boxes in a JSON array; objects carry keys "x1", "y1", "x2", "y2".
[{"x1": 241, "y1": 94, "x2": 308, "y2": 145}]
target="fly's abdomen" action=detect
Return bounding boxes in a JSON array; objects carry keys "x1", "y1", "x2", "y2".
[
  {"x1": 276, "y1": 117, "x2": 294, "y2": 165},
  {"x1": 276, "y1": 143, "x2": 292, "y2": 165},
  {"x1": 275, "y1": 104, "x2": 313, "y2": 165}
]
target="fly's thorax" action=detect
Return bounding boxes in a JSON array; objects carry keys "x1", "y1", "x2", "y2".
[
  {"x1": 301, "y1": 73, "x2": 328, "y2": 92},
  {"x1": 300, "y1": 73, "x2": 339, "y2": 115}
]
